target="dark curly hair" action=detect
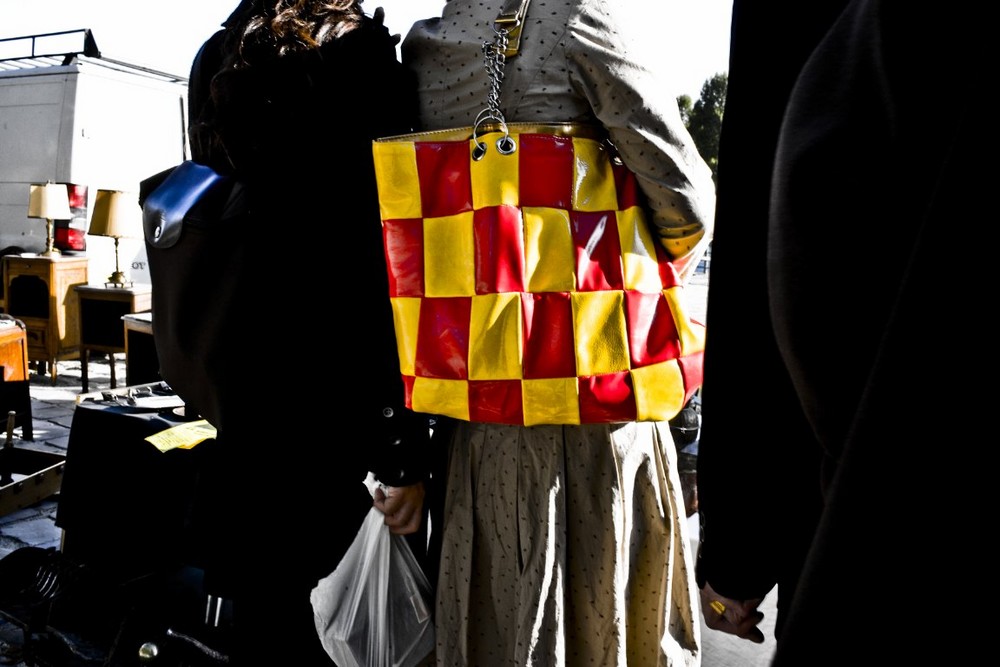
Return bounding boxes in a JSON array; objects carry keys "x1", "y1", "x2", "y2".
[
  {"x1": 227, "y1": 0, "x2": 366, "y2": 65},
  {"x1": 190, "y1": 0, "x2": 368, "y2": 168}
]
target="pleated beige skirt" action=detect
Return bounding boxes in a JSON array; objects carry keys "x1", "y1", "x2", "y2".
[{"x1": 433, "y1": 420, "x2": 701, "y2": 666}]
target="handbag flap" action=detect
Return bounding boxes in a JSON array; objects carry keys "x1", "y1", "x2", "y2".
[{"x1": 142, "y1": 160, "x2": 224, "y2": 249}]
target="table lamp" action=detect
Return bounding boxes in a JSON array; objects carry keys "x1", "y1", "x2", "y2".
[
  {"x1": 89, "y1": 189, "x2": 140, "y2": 288},
  {"x1": 27, "y1": 182, "x2": 72, "y2": 257}
]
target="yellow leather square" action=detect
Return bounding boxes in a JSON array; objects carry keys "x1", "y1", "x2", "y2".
[
  {"x1": 573, "y1": 291, "x2": 629, "y2": 375},
  {"x1": 390, "y1": 297, "x2": 421, "y2": 377},
  {"x1": 469, "y1": 293, "x2": 523, "y2": 380},
  {"x1": 631, "y1": 361, "x2": 687, "y2": 422},
  {"x1": 522, "y1": 377, "x2": 581, "y2": 426},
  {"x1": 411, "y1": 377, "x2": 470, "y2": 422},
  {"x1": 524, "y1": 206, "x2": 575, "y2": 292},
  {"x1": 372, "y1": 141, "x2": 422, "y2": 220},
  {"x1": 424, "y1": 212, "x2": 476, "y2": 297},
  {"x1": 572, "y1": 138, "x2": 618, "y2": 212},
  {"x1": 471, "y1": 132, "x2": 520, "y2": 209}
]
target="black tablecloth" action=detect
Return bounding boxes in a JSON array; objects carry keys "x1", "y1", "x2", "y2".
[{"x1": 55, "y1": 396, "x2": 217, "y2": 582}]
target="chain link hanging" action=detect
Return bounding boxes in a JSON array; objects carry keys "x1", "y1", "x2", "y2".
[{"x1": 473, "y1": 24, "x2": 516, "y2": 160}]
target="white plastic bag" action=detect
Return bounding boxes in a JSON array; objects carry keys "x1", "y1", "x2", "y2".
[{"x1": 310, "y1": 477, "x2": 434, "y2": 667}]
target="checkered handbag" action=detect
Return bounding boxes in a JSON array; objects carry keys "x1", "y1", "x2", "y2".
[
  {"x1": 373, "y1": 123, "x2": 705, "y2": 426},
  {"x1": 370, "y1": 0, "x2": 704, "y2": 426}
]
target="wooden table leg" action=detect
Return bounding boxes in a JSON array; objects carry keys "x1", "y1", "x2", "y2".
[{"x1": 80, "y1": 349, "x2": 89, "y2": 392}]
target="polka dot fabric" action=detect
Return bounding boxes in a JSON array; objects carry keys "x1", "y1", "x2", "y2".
[{"x1": 434, "y1": 420, "x2": 701, "y2": 666}]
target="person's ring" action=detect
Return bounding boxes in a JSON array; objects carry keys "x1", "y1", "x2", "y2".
[{"x1": 709, "y1": 600, "x2": 726, "y2": 616}]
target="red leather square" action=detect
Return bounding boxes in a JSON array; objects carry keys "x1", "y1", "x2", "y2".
[
  {"x1": 416, "y1": 141, "x2": 474, "y2": 218},
  {"x1": 518, "y1": 133, "x2": 574, "y2": 209},
  {"x1": 382, "y1": 218, "x2": 425, "y2": 298},
  {"x1": 474, "y1": 204, "x2": 525, "y2": 294},
  {"x1": 469, "y1": 380, "x2": 524, "y2": 424},
  {"x1": 414, "y1": 296, "x2": 472, "y2": 379},
  {"x1": 572, "y1": 210, "x2": 624, "y2": 292},
  {"x1": 625, "y1": 291, "x2": 681, "y2": 366},
  {"x1": 521, "y1": 292, "x2": 576, "y2": 379},
  {"x1": 579, "y1": 372, "x2": 637, "y2": 423}
]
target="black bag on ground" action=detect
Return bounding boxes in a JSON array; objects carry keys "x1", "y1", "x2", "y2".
[{"x1": 137, "y1": 161, "x2": 250, "y2": 429}]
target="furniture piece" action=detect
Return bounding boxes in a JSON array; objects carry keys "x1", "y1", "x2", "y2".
[
  {"x1": 3, "y1": 254, "x2": 89, "y2": 385},
  {"x1": 0, "y1": 316, "x2": 29, "y2": 382},
  {"x1": 122, "y1": 311, "x2": 159, "y2": 387},
  {"x1": 0, "y1": 314, "x2": 32, "y2": 441},
  {"x1": 75, "y1": 284, "x2": 152, "y2": 392}
]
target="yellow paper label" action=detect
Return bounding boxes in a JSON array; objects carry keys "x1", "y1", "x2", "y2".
[{"x1": 145, "y1": 420, "x2": 218, "y2": 452}]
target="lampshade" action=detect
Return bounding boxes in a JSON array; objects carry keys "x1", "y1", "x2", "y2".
[
  {"x1": 89, "y1": 189, "x2": 141, "y2": 239},
  {"x1": 27, "y1": 182, "x2": 72, "y2": 220}
]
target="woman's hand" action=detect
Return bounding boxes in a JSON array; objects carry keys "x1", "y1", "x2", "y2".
[
  {"x1": 700, "y1": 582, "x2": 766, "y2": 643},
  {"x1": 373, "y1": 482, "x2": 425, "y2": 535}
]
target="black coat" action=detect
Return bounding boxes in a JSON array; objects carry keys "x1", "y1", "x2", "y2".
[
  {"x1": 177, "y1": 15, "x2": 441, "y2": 666},
  {"x1": 697, "y1": 1, "x2": 990, "y2": 662},
  {"x1": 187, "y1": 18, "x2": 430, "y2": 489},
  {"x1": 694, "y1": 0, "x2": 850, "y2": 630}
]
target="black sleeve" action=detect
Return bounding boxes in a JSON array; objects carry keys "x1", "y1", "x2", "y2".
[
  {"x1": 187, "y1": 29, "x2": 227, "y2": 167},
  {"x1": 348, "y1": 15, "x2": 431, "y2": 488}
]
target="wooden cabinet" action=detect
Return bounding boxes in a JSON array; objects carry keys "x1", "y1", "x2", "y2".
[
  {"x1": 2, "y1": 255, "x2": 89, "y2": 384},
  {"x1": 0, "y1": 317, "x2": 29, "y2": 383},
  {"x1": 75, "y1": 284, "x2": 153, "y2": 392},
  {"x1": 0, "y1": 316, "x2": 32, "y2": 440}
]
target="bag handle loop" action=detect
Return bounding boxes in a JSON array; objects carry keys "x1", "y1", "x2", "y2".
[{"x1": 472, "y1": 0, "x2": 532, "y2": 160}]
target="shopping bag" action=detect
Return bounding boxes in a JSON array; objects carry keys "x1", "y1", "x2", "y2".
[{"x1": 310, "y1": 481, "x2": 434, "y2": 667}]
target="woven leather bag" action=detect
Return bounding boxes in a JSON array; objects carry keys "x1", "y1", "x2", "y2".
[{"x1": 371, "y1": 1, "x2": 704, "y2": 426}]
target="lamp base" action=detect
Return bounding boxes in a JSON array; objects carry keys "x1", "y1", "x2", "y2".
[
  {"x1": 106, "y1": 271, "x2": 132, "y2": 289},
  {"x1": 41, "y1": 218, "x2": 61, "y2": 257}
]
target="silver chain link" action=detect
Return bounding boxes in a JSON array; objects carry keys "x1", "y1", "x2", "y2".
[
  {"x1": 473, "y1": 25, "x2": 516, "y2": 160},
  {"x1": 483, "y1": 29, "x2": 508, "y2": 125}
]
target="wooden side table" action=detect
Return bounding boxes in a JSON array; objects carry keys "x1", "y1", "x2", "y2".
[
  {"x1": 3, "y1": 254, "x2": 89, "y2": 385},
  {"x1": 75, "y1": 284, "x2": 152, "y2": 393}
]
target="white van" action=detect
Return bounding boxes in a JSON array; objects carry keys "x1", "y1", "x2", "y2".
[{"x1": 0, "y1": 28, "x2": 189, "y2": 285}]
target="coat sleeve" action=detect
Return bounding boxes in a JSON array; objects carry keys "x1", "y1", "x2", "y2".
[
  {"x1": 350, "y1": 16, "x2": 433, "y2": 488},
  {"x1": 562, "y1": 2, "x2": 717, "y2": 282}
]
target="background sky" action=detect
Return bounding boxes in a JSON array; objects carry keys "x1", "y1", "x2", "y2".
[{"x1": 0, "y1": 0, "x2": 732, "y2": 100}]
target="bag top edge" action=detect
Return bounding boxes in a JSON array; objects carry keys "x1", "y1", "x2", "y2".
[{"x1": 375, "y1": 122, "x2": 606, "y2": 144}]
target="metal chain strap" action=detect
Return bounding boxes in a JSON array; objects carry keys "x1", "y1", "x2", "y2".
[
  {"x1": 482, "y1": 29, "x2": 508, "y2": 125},
  {"x1": 472, "y1": 24, "x2": 517, "y2": 160}
]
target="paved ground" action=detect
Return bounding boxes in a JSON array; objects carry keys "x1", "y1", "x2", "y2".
[
  {"x1": 0, "y1": 356, "x2": 86, "y2": 562},
  {"x1": 0, "y1": 270, "x2": 780, "y2": 665}
]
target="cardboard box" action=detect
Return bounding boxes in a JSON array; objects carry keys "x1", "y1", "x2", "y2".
[{"x1": 0, "y1": 447, "x2": 65, "y2": 516}]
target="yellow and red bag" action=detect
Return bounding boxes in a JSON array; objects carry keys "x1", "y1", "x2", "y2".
[{"x1": 373, "y1": 123, "x2": 704, "y2": 426}]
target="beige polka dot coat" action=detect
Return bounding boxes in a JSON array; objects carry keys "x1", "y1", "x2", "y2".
[{"x1": 401, "y1": 1, "x2": 712, "y2": 665}]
